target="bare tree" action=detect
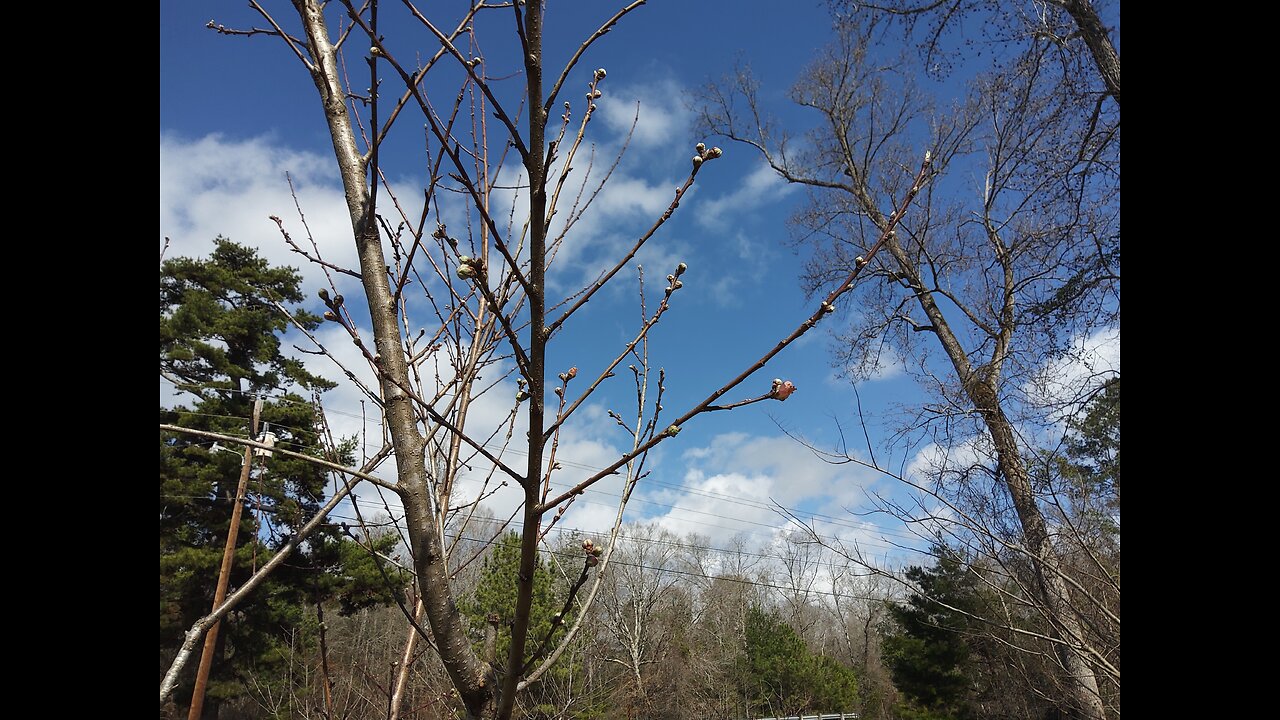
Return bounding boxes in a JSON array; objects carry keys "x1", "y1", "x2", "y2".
[
  {"x1": 841, "y1": 0, "x2": 1120, "y2": 107},
  {"x1": 701, "y1": 14, "x2": 1118, "y2": 720},
  {"x1": 594, "y1": 524, "x2": 683, "y2": 712},
  {"x1": 161, "y1": 3, "x2": 935, "y2": 718}
]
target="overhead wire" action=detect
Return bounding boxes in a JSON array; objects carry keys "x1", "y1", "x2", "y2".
[{"x1": 161, "y1": 377, "x2": 927, "y2": 556}]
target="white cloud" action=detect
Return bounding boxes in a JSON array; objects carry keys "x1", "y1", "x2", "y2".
[
  {"x1": 1026, "y1": 326, "x2": 1121, "y2": 423},
  {"x1": 160, "y1": 133, "x2": 358, "y2": 278},
  {"x1": 597, "y1": 79, "x2": 695, "y2": 150},
  {"x1": 631, "y1": 432, "x2": 891, "y2": 553},
  {"x1": 694, "y1": 162, "x2": 795, "y2": 230}
]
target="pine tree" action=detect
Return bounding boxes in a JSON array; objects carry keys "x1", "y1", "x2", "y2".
[{"x1": 160, "y1": 239, "x2": 401, "y2": 717}]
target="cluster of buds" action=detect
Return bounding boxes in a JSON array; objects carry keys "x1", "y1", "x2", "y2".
[
  {"x1": 558, "y1": 366, "x2": 578, "y2": 384},
  {"x1": 456, "y1": 255, "x2": 485, "y2": 281},
  {"x1": 691, "y1": 142, "x2": 724, "y2": 170},
  {"x1": 771, "y1": 378, "x2": 798, "y2": 401},
  {"x1": 516, "y1": 377, "x2": 529, "y2": 403},
  {"x1": 665, "y1": 262, "x2": 688, "y2": 295},
  {"x1": 582, "y1": 538, "x2": 604, "y2": 567},
  {"x1": 583, "y1": 70, "x2": 606, "y2": 112},
  {"x1": 432, "y1": 224, "x2": 460, "y2": 249},
  {"x1": 318, "y1": 288, "x2": 346, "y2": 322}
]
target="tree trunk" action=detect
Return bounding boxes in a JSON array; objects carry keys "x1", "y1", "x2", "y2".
[
  {"x1": 880, "y1": 232, "x2": 1107, "y2": 720},
  {"x1": 971, "y1": 389, "x2": 1108, "y2": 720},
  {"x1": 1058, "y1": 0, "x2": 1121, "y2": 105},
  {"x1": 291, "y1": 2, "x2": 496, "y2": 716}
]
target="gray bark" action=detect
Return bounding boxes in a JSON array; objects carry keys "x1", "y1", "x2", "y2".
[
  {"x1": 1057, "y1": 0, "x2": 1121, "y2": 105},
  {"x1": 290, "y1": 2, "x2": 496, "y2": 716}
]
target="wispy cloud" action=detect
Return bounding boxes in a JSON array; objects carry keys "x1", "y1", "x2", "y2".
[
  {"x1": 1026, "y1": 326, "x2": 1121, "y2": 423},
  {"x1": 597, "y1": 78, "x2": 696, "y2": 150},
  {"x1": 694, "y1": 162, "x2": 796, "y2": 230}
]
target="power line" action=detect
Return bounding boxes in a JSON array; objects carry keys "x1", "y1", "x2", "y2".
[{"x1": 161, "y1": 378, "x2": 923, "y2": 550}]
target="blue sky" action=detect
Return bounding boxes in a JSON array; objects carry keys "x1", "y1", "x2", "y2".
[{"x1": 160, "y1": 1, "x2": 1117, "y2": 566}]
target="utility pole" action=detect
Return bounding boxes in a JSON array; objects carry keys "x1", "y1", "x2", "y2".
[{"x1": 187, "y1": 397, "x2": 262, "y2": 720}]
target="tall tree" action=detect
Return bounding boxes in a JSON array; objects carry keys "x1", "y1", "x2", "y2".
[
  {"x1": 701, "y1": 8, "x2": 1119, "y2": 717},
  {"x1": 838, "y1": 0, "x2": 1120, "y2": 107},
  {"x1": 160, "y1": 239, "x2": 400, "y2": 718}
]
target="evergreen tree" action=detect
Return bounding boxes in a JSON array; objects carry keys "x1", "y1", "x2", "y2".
[
  {"x1": 1063, "y1": 378, "x2": 1120, "y2": 507},
  {"x1": 160, "y1": 239, "x2": 400, "y2": 717},
  {"x1": 882, "y1": 552, "x2": 978, "y2": 720},
  {"x1": 461, "y1": 531, "x2": 586, "y2": 719},
  {"x1": 741, "y1": 606, "x2": 858, "y2": 717}
]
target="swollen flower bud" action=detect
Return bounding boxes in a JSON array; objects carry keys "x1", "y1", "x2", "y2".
[
  {"x1": 595, "y1": 68, "x2": 607, "y2": 79},
  {"x1": 323, "y1": 310, "x2": 339, "y2": 322},
  {"x1": 708, "y1": 146, "x2": 723, "y2": 159},
  {"x1": 675, "y1": 262, "x2": 687, "y2": 276},
  {"x1": 457, "y1": 264, "x2": 477, "y2": 280},
  {"x1": 318, "y1": 288, "x2": 330, "y2": 301},
  {"x1": 695, "y1": 142, "x2": 706, "y2": 154},
  {"x1": 666, "y1": 425, "x2": 681, "y2": 437}
]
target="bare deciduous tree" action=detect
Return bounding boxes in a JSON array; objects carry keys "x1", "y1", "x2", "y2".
[{"x1": 701, "y1": 14, "x2": 1118, "y2": 719}]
